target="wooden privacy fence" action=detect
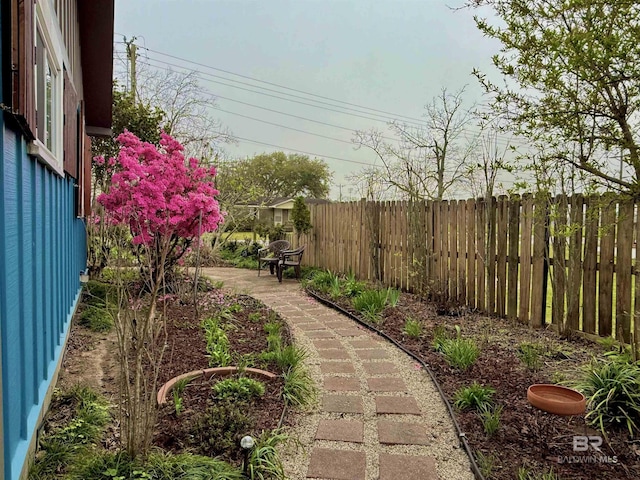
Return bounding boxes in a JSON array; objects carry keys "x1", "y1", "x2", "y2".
[{"x1": 294, "y1": 194, "x2": 640, "y2": 343}]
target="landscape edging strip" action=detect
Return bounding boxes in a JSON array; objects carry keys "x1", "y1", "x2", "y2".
[{"x1": 307, "y1": 289, "x2": 486, "y2": 480}]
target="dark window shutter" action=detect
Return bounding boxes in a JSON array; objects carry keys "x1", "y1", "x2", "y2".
[
  {"x1": 63, "y1": 70, "x2": 78, "y2": 178},
  {"x1": 13, "y1": 0, "x2": 36, "y2": 131},
  {"x1": 83, "y1": 133, "x2": 92, "y2": 217}
]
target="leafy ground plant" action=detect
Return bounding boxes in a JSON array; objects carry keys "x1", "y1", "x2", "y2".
[
  {"x1": 79, "y1": 306, "x2": 113, "y2": 332},
  {"x1": 191, "y1": 400, "x2": 253, "y2": 456},
  {"x1": 385, "y1": 287, "x2": 400, "y2": 307},
  {"x1": 353, "y1": 289, "x2": 388, "y2": 323},
  {"x1": 403, "y1": 318, "x2": 423, "y2": 338},
  {"x1": 575, "y1": 356, "x2": 640, "y2": 436},
  {"x1": 475, "y1": 451, "x2": 497, "y2": 479},
  {"x1": 244, "y1": 430, "x2": 288, "y2": 480},
  {"x1": 479, "y1": 403, "x2": 502, "y2": 436},
  {"x1": 202, "y1": 316, "x2": 232, "y2": 367},
  {"x1": 517, "y1": 466, "x2": 561, "y2": 480},
  {"x1": 282, "y1": 365, "x2": 317, "y2": 408},
  {"x1": 172, "y1": 378, "x2": 190, "y2": 416},
  {"x1": 212, "y1": 377, "x2": 266, "y2": 401},
  {"x1": 29, "y1": 387, "x2": 111, "y2": 480},
  {"x1": 441, "y1": 337, "x2": 480, "y2": 370},
  {"x1": 453, "y1": 382, "x2": 495, "y2": 410},
  {"x1": 518, "y1": 342, "x2": 544, "y2": 371}
]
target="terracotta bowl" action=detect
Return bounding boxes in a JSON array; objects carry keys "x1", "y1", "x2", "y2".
[{"x1": 527, "y1": 384, "x2": 586, "y2": 416}]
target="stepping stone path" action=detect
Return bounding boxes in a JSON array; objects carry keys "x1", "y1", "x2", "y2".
[{"x1": 201, "y1": 267, "x2": 474, "y2": 480}]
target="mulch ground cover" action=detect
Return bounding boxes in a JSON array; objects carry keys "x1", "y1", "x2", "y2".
[
  {"x1": 308, "y1": 287, "x2": 640, "y2": 480},
  {"x1": 152, "y1": 292, "x2": 292, "y2": 465}
]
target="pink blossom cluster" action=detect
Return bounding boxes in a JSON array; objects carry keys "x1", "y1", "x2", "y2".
[{"x1": 97, "y1": 131, "x2": 224, "y2": 246}]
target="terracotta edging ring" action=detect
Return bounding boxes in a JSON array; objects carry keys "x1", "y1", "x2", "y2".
[{"x1": 157, "y1": 366, "x2": 277, "y2": 405}]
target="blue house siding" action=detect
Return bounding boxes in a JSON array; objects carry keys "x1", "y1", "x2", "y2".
[{"x1": 0, "y1": 117, "x2": 87, "y2": 479}]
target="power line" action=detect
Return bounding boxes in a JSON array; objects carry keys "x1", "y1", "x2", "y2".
[
  {"x1": 133, "y1": 58, "x2": 398, "y2": 141},
  {"x1": 208, "y1": 107, "x2": 354, "y2": 145},
  {"x1": 137, "y1": 56, "x2": 411, "y2": 127},
  {"x1": 128, "y1": 43, "x2": 529, "y2": 145},
  {"x1": 139, "y1": 53, "x2": 419, "y2": 126},
  {"x1": 219, "y1": 134, "x2": 376, "y2": 167},
  {"x1": 137, "y1": 44, "x2": 435, "y2": 125},
  {"x1": 132, "y1": 57, "x2": 522, "y2": 149}
]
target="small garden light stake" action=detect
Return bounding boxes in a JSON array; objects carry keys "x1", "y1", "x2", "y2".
[{"x1": 241, "y1": 435, "x2": 255, "y2": 475}]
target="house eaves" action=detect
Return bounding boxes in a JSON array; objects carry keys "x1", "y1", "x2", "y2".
[{"x1": 78, "y1": 0, "x2": 115, "y2": 137}]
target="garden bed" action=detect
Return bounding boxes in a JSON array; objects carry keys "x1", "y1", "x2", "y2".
[
  {"x1": 33, "y1": 277, "x2": 308, "y2": 478},
  {"x1": 306, "y1": 275, "x2": 640, "y2": 480}
]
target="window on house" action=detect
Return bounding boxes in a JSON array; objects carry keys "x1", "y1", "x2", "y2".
[{"x1": 28, "y1": 2, "x2": 64, "y2": 175}]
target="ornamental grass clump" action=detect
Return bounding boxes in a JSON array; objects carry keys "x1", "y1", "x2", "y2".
[
  {"x1": 212, "y1": 377, "x2": 265, "y2": 401},
  {"x1": 353, "y1": 289, "x2": 388, "y2": 323},
  {"x1": 453, "y1": 382, "x2": 495, "y2": 410},
  {"x1": 403, "y1": 318, "x2": 423, "y2": 338},
  {"x1": 576, "y1": 356, "x2": 640, "y2": 436},
  {"x1": 441, "y1": 337, "x2": 480, "y2": 370}
]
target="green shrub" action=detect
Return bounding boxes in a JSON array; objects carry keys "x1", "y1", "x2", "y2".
[
  {"x1": 403, "y1": 318, "x2": 423, "y2": 338},
  {"x1": 385, "y1": 287, "x2": 401, "y2": 307},
  {"x1": 263, "y1": 321, "x2": 282, "y2": 336},
  {"x1": 432, "y1": 324, "x2": 450, "y2": 352},
  {"x1": 261, "y1": 345, "x2": 307, "y2": 371},
  {"x1": 329, "y1": 276, "x2": 343, "y2": 300},
  {"x1": 352, "y1": 289, "x2": 387, "y2": 322},
  {"x1": 453, "y1": 383, "x2": 495, "y2": 410},
  {"x1": 517, "y1": 466, "x2": 561, "y2": 480},
  {"x1": 84, "y1": 280, "x2": 116, "y2": 307},
  {"x1": 342, "y1": 271, "x2": 366, "y2": 297},
  {"x1": 191, "y1": 400, "x2": 253, "y2": 457},
  {"x1": 282, "y1": 365, "x2": 316, "y2": 408},
  {"x1": 308, "y1": 270, "x2": 339, "y2": 294},
  {"x1": 67, "y1": 451, "x2": 134, "y2": 480},
  {"x1": 145, "y1": 452, "x2": 243, "y2": 480},
  {"x1": 475, "y1": 451, "x2": 497, "y2": 479},
  {"x1": 79, "y1": 306, "x2": 113, "y2": 332},
  {"x1": 29, "y1": 387, "x2": 111, "y2": 480},
  {"x1": 518, "y1": 342, "x2": 544, "y2": 371},
  {"x1": 248, "y1": 312, "x2": 262, "y2": 323},
  {"x1": 441, "y1": 337, "x2": 480, "y2": 370},
  {"x1": 479, "y1": 403, "x2": 502, "y2": 436},
  {"x1": 202, "y1": 317, "x2": 231, "y2": 367},
  {"x1": 212, "y1": 377, "x2": 266, "y2": 401},
  {"x1": 575, "y1": 357, "x2": 640, "y2": 435},
  {"x1": 245, "y1": 430, "x2": 288, "y2": 480}
]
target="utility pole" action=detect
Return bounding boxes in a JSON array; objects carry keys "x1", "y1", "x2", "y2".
[
  {"x1": 125, "y1": 38, "x2": 137, "y2": 102},
  {"x1": 337, "y1": 183, "x2": 344, "y2": 202}
]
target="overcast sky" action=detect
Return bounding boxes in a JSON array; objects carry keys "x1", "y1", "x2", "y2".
[{"x1": 115, "y1": 0, "x2": 510, "y2": 199}]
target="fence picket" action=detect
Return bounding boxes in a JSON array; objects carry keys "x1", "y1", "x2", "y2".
[
  {"x1": 519, "y1": 194, "x2": 533, "y2": 324},
  {"x1": 599, "y1": 198, "x2": 616, "y2": 337},
  {"x1": 477, "y1": 199, "x2": 486, "y2": 311},
  {"x1": 458, "y1": 200, "x2": 467, "y2": 303},
  {"x1": 552, "y1": 196, "x2": 567, "y2": 329},
  {"x1": 508, "y1": 195, "x2": 520, "y2": 320},
  {"x1": 467, "y1": 199, "x2": 476, "y2": 308},
  {"x1": 617, "y1": 199, "x2": 633, "y2": 342},
  {"x1": 567, "y1": 195, "x2": 584, "y2": 332},
  {"x1": 496, "y1": 196, "x2": 508, "y2": 316}
]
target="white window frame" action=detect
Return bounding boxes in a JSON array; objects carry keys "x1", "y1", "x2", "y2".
[
  {"x1": 28, "y1": 0, "x2": 65, "y2": 177},
  {"x1": 274, "y1": 208, "x2": 283, "y2": 225}
]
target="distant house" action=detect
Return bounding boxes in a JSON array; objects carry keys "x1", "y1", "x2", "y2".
[
  {"x1": 241, "y1": 197, "x2": 331, "y2": 228},
  {"x1": 0, "y1": 1, "x2": 114, "y2": 478}
]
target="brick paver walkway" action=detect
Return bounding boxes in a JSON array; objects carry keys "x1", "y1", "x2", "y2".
[{"x1": 201, "y1": 267, "x2": 474, "y2": 480}]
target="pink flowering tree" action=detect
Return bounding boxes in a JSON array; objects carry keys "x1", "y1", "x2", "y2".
[
  {"x1": 98, "y1": 130, "x2": 224, "y2": 287},
  {"x1": 96, "y1": 130, "x2": 223, "y2": 458}
]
